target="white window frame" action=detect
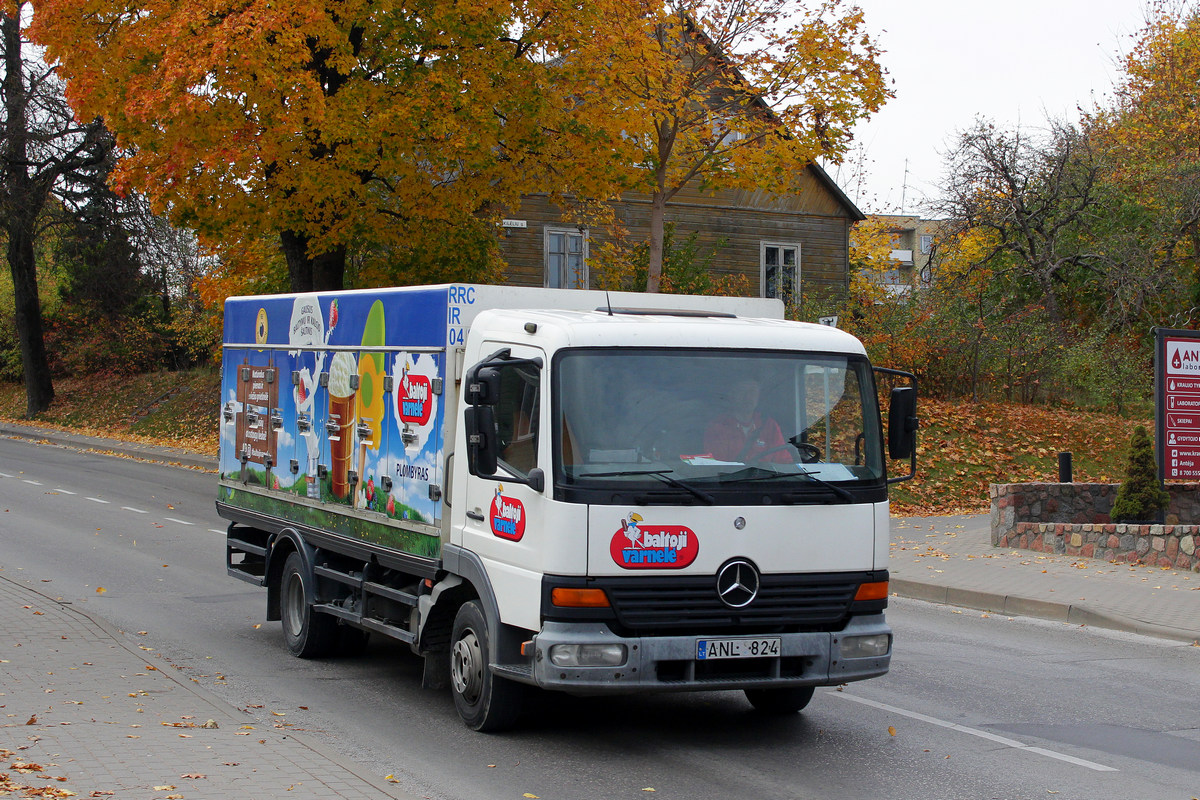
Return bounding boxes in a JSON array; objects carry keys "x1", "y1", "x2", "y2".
[
  {"x1": 760, "y1": 241, "x2": 801, "y2": 303},
  {"x1": 544, "y1": 227, "x2": 589, "y2": 290}
]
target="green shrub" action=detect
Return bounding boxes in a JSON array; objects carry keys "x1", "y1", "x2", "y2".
[{"x1": 1110, "y1": 425, "x2": 1169, "y2": 522}]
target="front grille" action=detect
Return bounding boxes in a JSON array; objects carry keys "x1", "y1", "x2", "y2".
[{"x1": 598, "y1": 572, "x2": 867, "y2": 635}]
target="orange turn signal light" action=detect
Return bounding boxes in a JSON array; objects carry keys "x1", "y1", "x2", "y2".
[
  {"x1": 854, "y1": 581, "x2": 889, "y2": 601},
  {"x1": 551, "y1": 587, "x2": 611, "y2": 608}
]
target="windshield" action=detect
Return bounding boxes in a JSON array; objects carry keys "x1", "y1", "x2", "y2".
[{"x1": 554, "y1": 349, "x2": 884, "y2": 503}]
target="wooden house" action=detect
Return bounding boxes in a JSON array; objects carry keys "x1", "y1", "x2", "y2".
[{"x1": 495, "y1": 161, "x2": 865, "y2": 303}]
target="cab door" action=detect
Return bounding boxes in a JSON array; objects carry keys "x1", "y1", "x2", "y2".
[{"x1": 460, "y1": 343, "x2": 549, "y2": 630}]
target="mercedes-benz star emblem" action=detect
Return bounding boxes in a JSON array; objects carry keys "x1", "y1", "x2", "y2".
[{"x1": 716, "y1": 559, "x2": 760, "y2": 609}]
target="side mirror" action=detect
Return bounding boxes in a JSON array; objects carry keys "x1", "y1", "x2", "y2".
[
  {"x1": 888, "y1": 387, "x2": 918, "y2": 460},
  {"x1": 464, "y1": 406, "x2": 498, "y2": 476},
  {"x1": 465, "y1": 366, "x2": 501, "y2": 406}
]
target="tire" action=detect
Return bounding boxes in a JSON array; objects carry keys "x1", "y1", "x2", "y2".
[
  {"x1": 449, "y1": 600, "x2": 523, "y2": 731},
  {"x1": 280, "y1": 551, "x2": 339, "y2": 658},
  {"x1": 744, "y1": 686, "x2": 815, "y2": 714}
]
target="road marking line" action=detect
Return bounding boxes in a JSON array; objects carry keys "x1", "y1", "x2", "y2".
[
  {"x1": 209, "y1": 529, "x2": 226, "y2": 535},
  {"x1": 122, "y1": 507, "x2": 148, "y2": 514},
  {"x1": 85, "y1": 497, "x2": 110, "y2": 504},
  {"x1": 832, "y1": 692, "x2": 1118, "y2": 772},
  {"x1": 23, "y1": 479, "x2": 43, "y2": 486},
  {"x1": 164, "y1": 517, "x2": 194, "y2": 526},
  {"x1": 0, "y1": 471, "x2": 12, "y2": 478},
  {"x1": 54, "y1": 489, "x2": 76, "y2": 495}
]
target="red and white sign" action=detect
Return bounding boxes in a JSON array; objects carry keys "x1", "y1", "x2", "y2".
[
  {"x1": 398, "y1": 373, "x2": 434, "y2": 425},
  {"x1": 1163, "y1": 336, "x2": 1200, "y2": 478},
  {"x1": 489, "y1": 489, "x2": 526, "y2": 541},
  {"x1": 610, "y1": 519, "x2": 699, "y2": 570}
]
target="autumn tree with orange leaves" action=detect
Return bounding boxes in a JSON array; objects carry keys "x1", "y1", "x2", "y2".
[
  {"x1": 613, "y1": 0, "x2": 890, "y2": 292},
  {"x1": 31, "y1": 0, "x2": 652, "y2": 292}
]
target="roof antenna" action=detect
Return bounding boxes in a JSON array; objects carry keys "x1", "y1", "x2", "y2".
[{"x1": 605, "y1": 290, "x2": 614, "y2": 316}]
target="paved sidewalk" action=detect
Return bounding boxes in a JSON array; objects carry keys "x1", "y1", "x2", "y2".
[
  {"x1": 890, "y1": 515, "x2": 1200, "y2": 643},
  {"x1": 0, "y1": 575, "x2": 415, "y2": 800}
]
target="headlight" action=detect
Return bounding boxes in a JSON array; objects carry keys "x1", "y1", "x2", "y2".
[
  {"x1": 840, "y1": 634, "x2": 890, "y2": 659},
  {"x1": 548, "y1": 643, "x2": 628, "y2": 667}
]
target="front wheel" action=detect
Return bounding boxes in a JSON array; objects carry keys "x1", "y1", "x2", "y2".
[
  {"x1": 280, "y1": 551, "x2": 339, "y2": 658},
  {"x1": 450, "y1": 601, "x2": 523, "y2": 731},
  {"x1": 744, "y1": 686, "x2": 815, "y2": 714}
]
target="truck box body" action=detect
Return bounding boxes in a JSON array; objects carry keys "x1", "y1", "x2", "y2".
[
  {"x1": 218, "y1": 285, "x2": 781, "y2": 559},
  {"x1": 218, "y1": 284, "x2": 913, "y2": 730}
]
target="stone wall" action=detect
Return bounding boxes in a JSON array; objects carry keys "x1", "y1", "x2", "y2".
[{"x1": 990, "y1": 482, "x2": 1200, "y2": 571}]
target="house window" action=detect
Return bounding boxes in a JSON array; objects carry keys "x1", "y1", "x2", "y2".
[
  {"x1": 761, "y1": 242, "x2": 800, "y2": 303},
  {"x1": 545, "y1": 228, "x2": 588, "y2": 289},
  {"x1": 710, "y1": 116, "x2": 745, "y2": 147},
  {"x1": 920, "y1": 234, "x2": 933, "y2": 254}
]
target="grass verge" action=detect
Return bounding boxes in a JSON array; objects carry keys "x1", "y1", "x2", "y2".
[{"x1": 0, "y1": 369, "x2": 220, "y2": 455}]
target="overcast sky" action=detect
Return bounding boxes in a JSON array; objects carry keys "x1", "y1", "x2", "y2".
[{"x1": 830, "y1": 0, "x2": 1149, "y2": 215}]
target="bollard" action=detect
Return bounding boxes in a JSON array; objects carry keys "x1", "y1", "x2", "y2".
[{"x1": 1058, "y1": 451, "x2": 1073, "y2": 483}]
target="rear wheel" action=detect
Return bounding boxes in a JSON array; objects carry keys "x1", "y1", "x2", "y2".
[
  {"x1": 450, "y1": 601, "x2": 523, "y2": 731},
  {"x1": 744, "y1": 686, "x2": 815, "y2": 714},
  {"x1": 280, "y1": 552, "x2": 339, "y2": 658}
]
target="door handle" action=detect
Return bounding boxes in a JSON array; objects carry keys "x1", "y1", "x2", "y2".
[{"x1": 466, "y1": 509, "x2": 485, "y2": 522}]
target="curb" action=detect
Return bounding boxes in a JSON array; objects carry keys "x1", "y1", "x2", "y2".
[
  {"x1": 0, "y1": 573, "x2": 420, "y2": 800},
  {"x1": 0, "y1": 421, "x2": 216, "y2": 470},
  {"x1": 891, "y1": 578, "x2": 1200, "y2": 645}
]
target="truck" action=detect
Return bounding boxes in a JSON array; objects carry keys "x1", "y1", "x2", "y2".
[{"x1": 217, "y1": 284, "x2": 917, "y2": 731}]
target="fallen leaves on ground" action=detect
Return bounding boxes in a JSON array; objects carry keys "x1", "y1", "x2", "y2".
[
  {"x1": 1, "y1": 761, "x2": 77, "y2": 798},
  {"x1": 891, "y1": 399, "x2": 1146, "y2": 516}
]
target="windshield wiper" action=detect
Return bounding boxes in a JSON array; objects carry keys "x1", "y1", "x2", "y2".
[
  {"x1": 582, "y1": 469, "x2": 715, "y2": 505},
  {"x1": 721, "y1": 466, "x2": 854, "y2": 503},
  {"x1": 795, "y1": 470, "x2": 854, "y2": 502}
]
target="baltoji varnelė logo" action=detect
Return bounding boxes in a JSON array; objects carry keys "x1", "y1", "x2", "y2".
[
  {"x1": 609, "y1": 513, "x2": 699, "y2": 569},
  {"x1": 397, "y1": 361, "x2": 434, "y2": 425},
  {"x1": 489, "y1": 484, "x2": 526, "y2": 541}
]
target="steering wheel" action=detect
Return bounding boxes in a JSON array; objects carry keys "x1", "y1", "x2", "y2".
[{"x1": 751, "y1": 441, "x2": 821, "y2": 464}]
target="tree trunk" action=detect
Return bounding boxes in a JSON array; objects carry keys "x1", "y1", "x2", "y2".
[
  {"x1": 3, "y1": 10, "x2": 53, "y2": 416},
  {"x1": 646, "y1": 194, "x2": 667, "y2": 293},
  {"x1": 8, "y1": 219, "x2": 53, "y2": 415},
  {"x1": 281, "y1": 229, "x2": 346, "y2": 292}
]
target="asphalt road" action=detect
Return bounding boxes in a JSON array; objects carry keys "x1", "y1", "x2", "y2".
[{"x1": 2, "y1": 436, "x2": 1198, "y2": 800}]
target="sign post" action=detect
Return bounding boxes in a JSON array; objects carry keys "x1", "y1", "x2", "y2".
[{"x1": 1155, "y1": 328, "x2": 1200, "y2": 481}]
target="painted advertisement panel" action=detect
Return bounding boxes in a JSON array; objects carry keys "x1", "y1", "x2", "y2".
[{"x1": 218, "y1": 288, "x2": 450, "y2": 557}]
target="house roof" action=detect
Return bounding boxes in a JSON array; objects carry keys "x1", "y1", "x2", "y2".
[
  {"x1": 807, "y1": 162, "x2": 866, "y2": 222},
  {"x1": 679, "y1": 14, "x2": 866, "y2": 223}
]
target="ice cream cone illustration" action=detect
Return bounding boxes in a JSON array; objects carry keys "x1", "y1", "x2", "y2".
[
  {"x1": 328, "y1": 350, "x2": 357, "y2": 500},
  {"x1": 354, "y1": 300, "x2": 386, "y2": 509}
]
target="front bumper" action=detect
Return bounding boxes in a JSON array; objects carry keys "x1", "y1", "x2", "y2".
[{"x1": 526, "y1": 614, "x2": 891, "y2": 694}]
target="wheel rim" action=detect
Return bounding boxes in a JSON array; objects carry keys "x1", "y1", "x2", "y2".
[
  {"x1": 284, "y1": 572, "x2": 305, "y2": 639},
  {"x1": 451, "y1": 628, "x2": 484, "y2": 704}
]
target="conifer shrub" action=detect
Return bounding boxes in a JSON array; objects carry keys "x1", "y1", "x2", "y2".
[{"x1": 1109, "y1": 425, "x2": 1169, "y2": 523}]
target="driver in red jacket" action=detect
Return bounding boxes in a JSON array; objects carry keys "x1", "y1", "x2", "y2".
[{"x1": 704, "y1": 379, "x2": 790, "y2": 463}]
